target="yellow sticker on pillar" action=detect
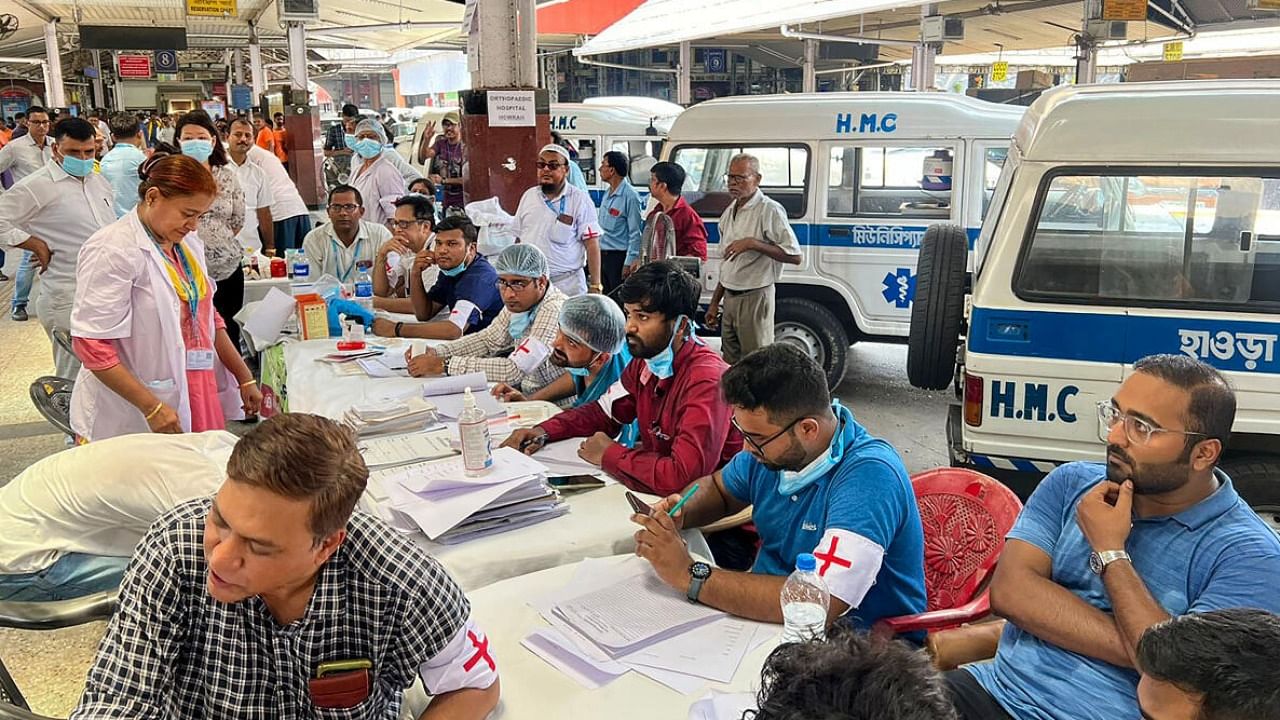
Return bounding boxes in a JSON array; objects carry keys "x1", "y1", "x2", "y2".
[
  {"x1": 992, "y1": 61, "x2": 1009, "y2": 82},
  {"x1": 1163, "y1": 41, "x2": 1184, "y2": 62},
  {"x1": 186, "y1": 0, "x2": 236, "y2": 15}
]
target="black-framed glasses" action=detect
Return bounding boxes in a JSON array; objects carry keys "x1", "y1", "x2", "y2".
[
  {"x1": 328, "y1": 203, "x2": 360, "y2": 213},
  {"x1": 1096, "y1": 401, "x2": 1207, "y2": 446},
  {"x1": 496, "y1": 278, "x2": 535, "y2": 292},
  {"x1": 732, "y1": 415, "x2": 804, "y2": 455},
  {"x1": 388, "y1": 219, "x2": 426, "y2": 231},
  {"x1": 536, "y1": 161, "x2": 565, "y2": 170},
  {"x1": 725, "y1": 173, "x2": 754, "y2": 184}
]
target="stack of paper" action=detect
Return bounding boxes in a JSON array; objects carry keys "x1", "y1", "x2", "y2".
[
  {"x1": 343, "y1": 395, "x2": 440, "y2": 437},
  {"x1": 357, "y1": 351, "x2": 410, "y2": 378},
  {"x1": 359, "y1": 431, "x2": 455, "y2": 470},
  {"x1": 379, "y1": 447, "x2": 567, "y2": 542},
  {"x1": 422, "y1": 372, "x2": 488, "y2": 396},
  {"x1": 522, "y1": 557, "x2": 778, "y2": 695}
]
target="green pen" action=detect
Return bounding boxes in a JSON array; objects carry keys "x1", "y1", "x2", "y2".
[{"x1": 667, "y1": 483, "x2": 699, "y2": 518}]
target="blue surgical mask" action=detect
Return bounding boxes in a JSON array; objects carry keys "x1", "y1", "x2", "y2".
[
  {"x1": 354, "y1": 138, "x2": 383, "y2": 159},
  {"x1": 60, "y1": 155, "x2": 95, "y2": 178},
  {"x1": 343, "y1": 133, "x2": 358, "y2": 151},
  {"x1": 568, "y1": 351, "x2": 602, "y2": 377},
  {"x1": 181, "y1": 139, "x2": 214, "y2": 163},
  {"x1": 643, "y1": 315, "x2": 688, "y2": 380},
  {"x1": 440, "y1": 256, "x2": 468, "y2": 277},
  {"x1": 507, "y1": 302, "x2": 538, "y2": 341},
  {"x1": 777, "y1": 402, "x2": 852, "y2": 496}
]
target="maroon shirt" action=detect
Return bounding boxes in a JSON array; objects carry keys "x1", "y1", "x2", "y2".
[
  {"x1": 539, "y1": 338, "x2": 741, "y2": 496},
  {"x1": 648, "y1": 196, "x2": 708, "y2": 260}
]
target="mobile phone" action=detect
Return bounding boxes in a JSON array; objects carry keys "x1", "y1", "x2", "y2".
[
  {"x1": 316, "y1": 658, "x2": 373, "y2": 678},
  {"x1": 626, "y1": 491, "x2": 652, "y2": 516},
  {"x1": 547, "y1": 474, "x2": 606, "y2": 491}
]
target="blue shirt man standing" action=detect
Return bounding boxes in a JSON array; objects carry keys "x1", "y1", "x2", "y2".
[
  {"x1": 596, "y1": 150, "x2": 643, "y2": 295},
  {"x1": 99, "y1": 113, "x2": 147, "y2": 218},
  {"x1": 946, "y1": 354, "x2": 1280, "y2": 720}
]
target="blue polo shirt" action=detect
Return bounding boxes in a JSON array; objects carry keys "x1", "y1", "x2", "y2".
[
  {"x1": 721, "y1": 406, "x2": 927, "y2": 631},
  {"x1": 597, "y1": 179, "x2": 643, "y2": 258},
  {"x1": 425, "y1": 253, "x2": 503, "y2": 333},
  {"x1": 966, "y1": 461, "x2": 1280, "y2": 720}
]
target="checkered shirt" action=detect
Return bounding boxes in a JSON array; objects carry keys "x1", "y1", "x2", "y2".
[{"x1": 71, "y1": 498, "x2": 470, "y2": 719}]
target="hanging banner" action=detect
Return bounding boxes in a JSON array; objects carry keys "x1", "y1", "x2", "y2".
[
  {"x1": 118, "y1": 54, "x2": 153, "y2": 79},
  {"x1": 1102, "y1": 0, "x2": 1147, "y2": 21},
  {"x1": 1163, "y1": 41, "x2": 1184, "y2": 62},
  {"x1": 186, "y1": 0, "x2": 237, "y2": 16},
  {"x1": 992, "y1": 61, "x2": 1009, "y2": 82}
]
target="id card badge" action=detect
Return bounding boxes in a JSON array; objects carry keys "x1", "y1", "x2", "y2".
[{"x1": 186, "y1": 349, "x2": 216, "y2": 371}]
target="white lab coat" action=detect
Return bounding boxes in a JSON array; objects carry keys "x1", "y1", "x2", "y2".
[{"x1": 70, "y1": 209, "x2": 220, "y2": 442}]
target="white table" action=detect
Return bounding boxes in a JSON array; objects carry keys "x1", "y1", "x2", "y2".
[
  {"x1": 467, "y1": 557, "x2": 775, "y2": 719},
  {"x1": 284, "y1": 337, "x2": 443, "y2": 419},
  {"x1": 243, "y1": 276, "x2": 295, "y2": 305}
]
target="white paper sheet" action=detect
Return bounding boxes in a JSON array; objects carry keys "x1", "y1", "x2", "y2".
[
  {"x1": 357, "y1": 357, "x2": 409, "y2": 378},
  {"x1": 620, "y1": 618, "x2": 757, "y2": 683},
  {"x1": 521, "y1": 628, "x2": 628, "y2": 690},
  {"x1": 242, "y1": 287, "x2": 297, "y2": 347},
  {"x1": 552, "y1": 567, "x2": 724, "y2": 653},
  {"x1": 534, "y1": 439, "x2": 607, "y2": 477},
  {"x1": 433, "y1": 389, "x2": 505, "y2": 419},
  {"x1": 421, "y1": 372, "x2": 489, "y2": 397},
  {"x1": 359, "y1": 432, "x2": 455, "y2": 469},
  {"x1": 688, "y1": 691, "x2": 758, "y2": 720},
  {"x1": 393, "y1": 447, "x2": 549, "y2": 494},
  {"x1": 385, "y1": 475, "x2": 538, "y2": 540}
]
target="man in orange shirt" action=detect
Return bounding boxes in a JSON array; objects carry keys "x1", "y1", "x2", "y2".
[
  {"x1": 253, "y1": 116, "x2": 275, "y2": 154},
  {"x1": 271, "y1": 112, "x2": 289, "y2": 169}
]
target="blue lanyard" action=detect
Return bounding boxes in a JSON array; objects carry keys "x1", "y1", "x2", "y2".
[
  {"x1": 544, "y1": 195, "x2": 567, "y2": 216},
  {"x1": 331, "y1": 236, "x2": 364, "y2": 283},
  {"x1": 142, "y1": 219, "x2": 201, "y2": 337}
]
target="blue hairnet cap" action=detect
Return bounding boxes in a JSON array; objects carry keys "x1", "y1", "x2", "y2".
[
  {"x1": 560, "y1": 295, "x2": 626, "y2": 354},
  {"x1": 353, "y1": 118, "x2": 387, "y2": 144},
  {"x1": 494, "y1": 243, "x2": 550, "y2": 279}
]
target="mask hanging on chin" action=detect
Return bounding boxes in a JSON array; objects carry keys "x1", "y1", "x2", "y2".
[
  {"x1": 644, "y1": 315, "x2": 700, "y2": 380},
  {"x1": 440, "y1": 251, "x2": 470, "y2": 278},
  {"x1": 568, "y1": 351, "x2": 603, "y2": 377},
  {"x1": 776, "y1": 401, "x2": 852, "y2": 496},
  {"x1": 507, "y1": 301, "x2": 539, "y2": 341}
]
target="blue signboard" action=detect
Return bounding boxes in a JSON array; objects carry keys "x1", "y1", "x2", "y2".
[
  {"x1": 704, "y1": 48, "x2": 727, "y2": 73},
  {"x1": 230, "y1": 84, "x2": 253, "y2": 111},
  {"x1": 155, "y1": 49, "x2": 179, "y2": 74}
]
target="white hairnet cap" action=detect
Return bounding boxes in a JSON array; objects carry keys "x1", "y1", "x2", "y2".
[
  {"x1": 354, "y1": 118, "x2": 387, "y2": 144},
  {"x1": 560, "y1": 295, "x2": 626, "y2": 354},
  {"x1": 494, "y1": 243, "x2": 550, "y2": 278}
]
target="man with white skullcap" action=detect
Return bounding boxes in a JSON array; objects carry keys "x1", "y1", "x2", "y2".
[
  {"x1": 406, "y1": 243, "x2": 570, "y2": 402},
  {"x1": 508, "y1": 143, "x2": 603, "y2": 297}
]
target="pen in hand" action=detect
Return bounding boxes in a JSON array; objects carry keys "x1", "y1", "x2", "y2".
[{"x1": 667, "y1": 483, "x2": 699, "y2": 518}]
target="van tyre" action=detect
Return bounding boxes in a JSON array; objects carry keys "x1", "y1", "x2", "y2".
[
  {"x1": 908, "y1": 224, "x2": 968, "y2": 391},
  {"x1": 774, "y1": 297, "x2": 849, "y2": 391},
  {"x1": 1221, "y1": 456, "x2": 1280, "y2": 533}
]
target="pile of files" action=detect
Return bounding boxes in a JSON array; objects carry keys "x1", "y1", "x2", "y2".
[
  {"x1": 343, "y1": 394, "x2": 440, "y2": 437},
  {"x1": 523, "y1": 556, "x2": 777, "y2": 694},
  {"x1": 380, "y1": 447, "x2": 567, "y2": 544}
]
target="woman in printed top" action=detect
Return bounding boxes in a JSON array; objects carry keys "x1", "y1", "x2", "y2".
[{"x1": 69, "y1": 153, "x2": 261, "y2": 443}]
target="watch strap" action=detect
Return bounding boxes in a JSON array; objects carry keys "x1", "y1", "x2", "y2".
[{"x1": 687, "y1": 563, "x2": 711, "y2": 603}]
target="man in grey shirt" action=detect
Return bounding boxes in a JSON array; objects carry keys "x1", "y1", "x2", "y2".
[{"x1": 705, "y1": 153, "x2": 801, "y2": 363}]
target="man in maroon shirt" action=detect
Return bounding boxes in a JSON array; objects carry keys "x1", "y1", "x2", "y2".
[
  {"x1": 503, "y1": 261, "x2": 740, "y2": 496},
  {"x1": 627, "y1": 162, "x2": 708, "y2": 275}
]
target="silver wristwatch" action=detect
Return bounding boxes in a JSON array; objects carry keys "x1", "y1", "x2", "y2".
[{"x1": 1089, "y1": 550, "x2": 1130, "y2": 576}]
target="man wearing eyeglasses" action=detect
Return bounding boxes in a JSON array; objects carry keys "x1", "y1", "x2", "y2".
[
  {"x1": 0, "y1": 106, "x2": 54, "y2": 319},
  {"x1": 704, "y1": 153, "x2": 801, "y2": 364},
  {"x1": 508, "y1": 145, "x2": 602, "y2": 297},
  {"x1": 300, "y1": 184, "x2": 392, "y2": 284},
  {"x1": 945, "y1": 354, "x2": 1280, "y2": 720}
]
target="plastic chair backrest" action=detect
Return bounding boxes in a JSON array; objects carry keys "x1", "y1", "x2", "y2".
[{"x1": 911, "y1": 468, "x2": 1023, "y2": 612}]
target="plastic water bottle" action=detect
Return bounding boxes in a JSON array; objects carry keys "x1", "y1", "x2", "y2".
[
  {"x1": 293, "y1": 250, "x2": 311, "y2": 281},
  {"x1": 459, "y1": 387, "x2": 493, "y2": 476},
  {"x1": 353, "y1": 260, "x2": 374, "y2": 315},
  {"x1": 780, "y1": 553, "x2": 830, "y2": 644}
]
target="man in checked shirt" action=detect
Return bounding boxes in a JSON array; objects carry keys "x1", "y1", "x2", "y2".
[{"x1": 71, "y1": 414, "x2": 500, "y2": 720}]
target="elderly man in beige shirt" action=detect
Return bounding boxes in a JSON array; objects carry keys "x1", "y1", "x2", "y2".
[{"x1": 704, "y1": 152, "x2": 801, "y2": 363}]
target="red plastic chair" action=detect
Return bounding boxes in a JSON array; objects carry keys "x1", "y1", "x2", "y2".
[{"x1": 872, "y1": 468, "x2": 1023, "y2": 638}]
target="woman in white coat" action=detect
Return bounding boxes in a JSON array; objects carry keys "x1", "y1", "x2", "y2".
[
  {"x1": 69, "y1": 153, "x2": 262, "y2": 442},
  {"x1": 348, "y1": 118, "x2": 406, "y2": 227}
]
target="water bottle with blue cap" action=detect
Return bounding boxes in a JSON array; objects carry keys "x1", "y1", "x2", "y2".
[{"x1": 780, "y1": 552, "x2": 830, "y2": 644}]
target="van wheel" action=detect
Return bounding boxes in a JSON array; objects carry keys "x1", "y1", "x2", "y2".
[
  {"x1": 1222, "y1": 456, "x2": 1280, "y2": 534},
  {"x1": 908, "y1": 224, "x2": 968, "y2": 391},
  {"x1": 775, "y1": 297, "x2": 849, "y2": 390}
]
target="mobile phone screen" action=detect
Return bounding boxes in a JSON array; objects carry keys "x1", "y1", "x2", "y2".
[
  {"x1": 626, "y1": 491, "x2": 652, "y2": 516},
  {"x1": 547, "y1": 474, "x2": 606, "y2": 490}
]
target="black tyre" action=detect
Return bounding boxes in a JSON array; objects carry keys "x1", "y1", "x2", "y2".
[
  {"x1": 1221, "y1": 456, "x2": 1280, "y2": 534},
  {"x1": 775, "y1": 297, "x2": 849, "y2": 391},
  {"x1": 907, "y1": 224, "x2": 968, "y2": 391}
]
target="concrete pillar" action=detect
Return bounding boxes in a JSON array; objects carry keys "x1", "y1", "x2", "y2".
[
  {"x1": 249, "y1": 36, "x2": 266, "y2": 101},
  {"x1": 111, "y1": 51, "x2": 124, "y2": 111},
  {"x1": 677, "y1": 41, "x2": 692, "y2": 105},
  {"x1": 42, "y1": 20, "x2": 65, "y2": 109},
  {"x1": 470, "y1": 0, "x2": 537, "y2": 89},
  {"x1": 91, "y1": 50, "x2": 106, "y2": 109},
  {"x1": 287, "y1": 22, "x2": 308, "y2": 92},
  {"x1": 232, "y1": 49, "x2": 244, "y2": 87},
  {"x1": 802, "y1": 39, "x2": 817, "y2": 93},
  {"x1": 912, "y1": 4, "x2": 940, "y2": 92}
]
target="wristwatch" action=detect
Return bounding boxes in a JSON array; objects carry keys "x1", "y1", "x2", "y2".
[
  {"x1": 687, "y1": 561, "x2": 713, "y2": 603},
  {"x1": 1089, "y1": 550, "x2": 1131, "y2": 576}
]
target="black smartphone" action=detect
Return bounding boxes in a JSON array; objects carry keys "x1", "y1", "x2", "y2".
[
  {"x1": 626, "y1": 491, "x2": 653, "y2": 516},
  {"x1": 547, "y1": 474, "x2": 606, "y2": 491}
]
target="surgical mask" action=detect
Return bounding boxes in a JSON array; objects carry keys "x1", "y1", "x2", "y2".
[
  {"x1": 507, "y1": 302, "x2": 538, "y2": 341},
  {"x1": 440, "y1": 254, "x2": 468, "y2": 277},
  {"x1": 60, "y1": 155, "x2": 95, "y2": 178},
  {"x1": 343, "y1": 133, "x2": 358, "y2": 151},
  {"x1": 777, "y1": 402, "x2": 852, "y2": 496},
  {"x1": 568, "y1": 351, "x2": 603, "y2": 377},
  {"x1": 354, "y1": 138, "x2": 383, "y2": 159},
  {"x1": 643, "y1": 315, "x2": 687, "y2": 380},
  {"x1": 181, "y1": 139, "x2": 214, "y2": 163}
]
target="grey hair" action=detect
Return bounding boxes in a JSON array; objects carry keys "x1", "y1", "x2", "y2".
[{"x1": 729, "y1": 152, "x2": 761, "y2": 176}]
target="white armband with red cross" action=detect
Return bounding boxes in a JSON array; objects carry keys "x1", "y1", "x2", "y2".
[
  {"x1": 509, "y1": 336, "x2": 551, "y2": 374},
  {"x1": 419, "y1": 616, "x2": 498, "y2": 695},
  {"x1": 448, "y1": 300, "x2": 478, "y2": 331},
  {"x1": 811, "y1": 528, "x2": 885, "y2": 610},
  {"x1": 595, "y1": 379, "x2": 631, "y2": 423}
]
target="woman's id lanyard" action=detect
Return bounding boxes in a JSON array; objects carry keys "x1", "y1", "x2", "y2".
[{"x1": 163, "y1": 243, "x2": 215, "y2": 370}]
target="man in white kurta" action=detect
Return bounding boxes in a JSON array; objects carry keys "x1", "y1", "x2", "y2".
[{"x1": 509, "y1": 144, "x2": 603, "y2": 296}]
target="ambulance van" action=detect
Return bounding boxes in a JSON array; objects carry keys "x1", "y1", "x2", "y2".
[
  {"x1": 908, "y1": 80, "x2": 1280, "y2": 523},
  {"x1": 661, "y1": 92, "x2": 1025, "y2": 386}
]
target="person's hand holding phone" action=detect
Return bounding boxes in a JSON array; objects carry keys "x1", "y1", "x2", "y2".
[{"x1": 629, "y1": 491, "x2": 686, "y2": 531}]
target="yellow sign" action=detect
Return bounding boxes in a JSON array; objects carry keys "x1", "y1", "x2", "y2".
[
  {"x1": 1102, "y1": 0, "x2": 1148, "y2": 21},
  {"x1": 186, "y1": 0, "x2": 236, "y2": 16},
  {"x1": 992, "y1": 61, "x2": 1009, "y2": 82},
  {"x1": 1163, "y1": 41, "x2": 1184, "y2": 62},
  {"x1": 1256, "y1": 0, "x2": 1280, "y2": 9}
]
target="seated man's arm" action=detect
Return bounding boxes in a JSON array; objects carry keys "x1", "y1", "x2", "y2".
[
  {"x1": 396, "y1": 298, "x2": 482, "y2": 341},
  {"x1": 441, "y1": 317, "x2": 525, "y2": 385},
  {"x1": 671, "y1": 469, "x2": 748, "y2": 529},
  {"x1": 417, "y1": 615, "x2": 501, "y2": 720},
  {"x1": 527, "y1": 372, "x2": 576, "y2": 403}
]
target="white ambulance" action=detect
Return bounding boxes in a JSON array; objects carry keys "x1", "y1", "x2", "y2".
[
  {"x1": 907, "y1": 80, "x2": 1280, "y2": 522},
  {"x1": 661, "y1": 92, "x2": 1025, "y2": 386}
]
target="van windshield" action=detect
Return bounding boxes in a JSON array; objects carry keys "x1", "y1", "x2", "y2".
[{"x1": 1017, "y1": 171, "x2": 1280, "y2": 311}]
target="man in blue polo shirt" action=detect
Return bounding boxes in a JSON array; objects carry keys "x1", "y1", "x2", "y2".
[
  {"x1": 631, "y1": 343, "x2": 927, "y2": 632},
  {"x1": 946, "y1": 354, "x2": 1280, "y2": 720},
  {"x1": 374, "y1": 215, "x2": 503, "y2": 340}
]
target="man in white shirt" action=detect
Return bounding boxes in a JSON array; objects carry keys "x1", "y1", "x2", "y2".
[
  {"x1": 301, "y1": 184, "x2": 392, "y2": 283},
  {"x1": 0, "y1": 430, "x2": 237, "y2": 601},
  {"x1": 0, "y1": 117, "x2": 114, "y2": 379},
  {"x1": 510, "y1": 144, "x2": 603, "y2": 297},
  {"x1": 225, "y1": 118, "x2": 276, "y2": 255},
  {"x1": 0, "y1": 105, "x2": 54, "y2": 321},
  {"x1": 99, "y1": 112, "x2": 147, "y2": 218},
  {"x1": 247, "y1": 142, "x2": 312, "y2": 255}
]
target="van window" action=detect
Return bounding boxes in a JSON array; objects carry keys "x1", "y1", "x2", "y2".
[
  {"x1": 1017, "y1": 171, "x2": 1280, "y2": 310},
  {"x1": 982, "y1": 147, "x2": 1008, "y2": 219},
  {"x1": 670, "y1": 145, "x2": 809, "y2": 219},
  {"x1": 827, "y1": 145, "x2": 954, "y2": 219}
]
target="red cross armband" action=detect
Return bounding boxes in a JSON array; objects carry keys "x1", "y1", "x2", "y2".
[
  {"x1": 419, "y1": 616, "x2": 499, "y2": 695},
  {"x1": 509, "y1": 336, "x2": 551, "y2": 374},
  {"x1": 811, "y1": 528, "x2": 885, "y2": 609}
]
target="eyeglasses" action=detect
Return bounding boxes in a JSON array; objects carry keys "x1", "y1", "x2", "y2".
[
  {"x1": 536, "y1": 161, "x2": 566, "y2": 170},
  {"x1": 328, "y1": 203, "x2": 360, "y2": 213},
  {"x1": 725, "y1": 173, "x2": 755, "y2": 184},
  {"x1": 732, "y1": 415, "x2": 804, "y2": 455},
  {"x1": 28, "y1": 119, "x2": 50, "y2": 126},
  {"x1": 388, "y1": 219, "x2": 426, "y2": 231},
  {"x1": 496, "y1": 278, "x2": 535, "y2": 291},
  {"x1": 1096, "y1": 402, "x2": 1207, "y2": 446}
]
